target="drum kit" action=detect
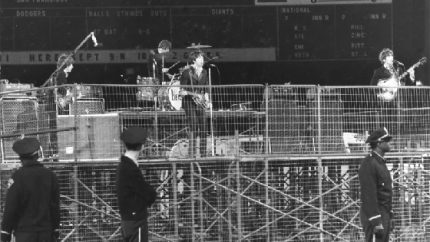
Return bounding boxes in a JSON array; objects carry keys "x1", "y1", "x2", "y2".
[{"x1": 136, "y1": 43, "x2": 212, "y2": 111}]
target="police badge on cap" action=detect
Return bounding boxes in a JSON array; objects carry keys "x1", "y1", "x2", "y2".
[{"x1": 12, "y1": 137, "x2": 41, "y2": 157}]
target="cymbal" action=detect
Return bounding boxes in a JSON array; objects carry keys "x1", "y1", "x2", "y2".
[{"x1": 186, "y1": 43, "x2": 212, "y2": 49}]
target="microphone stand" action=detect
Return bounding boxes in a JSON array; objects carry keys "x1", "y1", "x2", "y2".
[
  {"x1": 41, "y1": 31, "x2": 95, "y2": 88},
  {"x1": 208, "y1": 67, "x2": 215, "y2": 156},
  {"x1": 38, "y1": 31, "x2": 95, "y2": 163}
]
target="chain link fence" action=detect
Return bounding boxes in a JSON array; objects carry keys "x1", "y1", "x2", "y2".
[{"x1": 0, "y1": 84, "x2": 430, "y2": 241}]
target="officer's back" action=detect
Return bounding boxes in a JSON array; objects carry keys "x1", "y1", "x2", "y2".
[{"x1": 1, "y1": 137, "x2": 60, "y2": 242}]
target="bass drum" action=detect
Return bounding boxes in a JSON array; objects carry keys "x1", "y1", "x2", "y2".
[{"x1": 158, "y1": 80, "x2": 182, "y2": 110}]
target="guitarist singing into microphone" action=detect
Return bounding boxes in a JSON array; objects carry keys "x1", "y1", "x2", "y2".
[
  {"x1": 370, "y1": 48, "x2": 416, "y2": 87},
  {"x1": 369, "y1": 48, "x2": 425, "y2": 135},
  {"x1": 179, "y1": 50, "x2": 210, "y2": 158}
]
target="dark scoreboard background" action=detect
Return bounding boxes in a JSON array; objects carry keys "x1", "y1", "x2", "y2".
[
  {"x1": 278, "y1": 4, "x2": 391, "y2": 60},
  {"x1": 0, "y1": 0, "x2": 426, "y2": 86},
  {"x1": 0, "y1": 2, "x2": 392, "y2": 61}
]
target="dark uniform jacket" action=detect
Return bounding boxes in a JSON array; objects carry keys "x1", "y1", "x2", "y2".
[
  {"x1": 116, "y1": 156, "x2": 156, "y2": 221},
  {"x1": 358, "y1": 151, "x2": 393, "y2": 226},
  {"x1": 1, "y1": 159, "x2": 60, "y2": 234}
]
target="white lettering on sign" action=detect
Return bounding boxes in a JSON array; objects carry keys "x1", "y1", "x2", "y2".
[
  {"x1": 16, "y1": 9, "x2": 47, "y2": 17},
  {"x1": 116, "y1": 9, "x2": 144, "y2": 17},
  {"x1": 211, "y1": 8, "x2": 234, "y2": 16},
  {"x1": 88, "y1": 10, "x2": 110, "y2": 17},
  {"x1": 0, "y1": 48, "x2": 276, "y2": 65}
]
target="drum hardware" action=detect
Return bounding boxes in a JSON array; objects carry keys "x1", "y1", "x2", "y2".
[
  {"x1": 231, "y1": 102, "x2": 251, "y2": 111},
  {"x1": 186, "y1": 43, "x2": 212, "y2": 49},
  {"x1": 136, "y1": 76, "x2": 158, "y2": 102},
  {"x1": 166, "y1": 61, "x2": 181, "y2": 71}
]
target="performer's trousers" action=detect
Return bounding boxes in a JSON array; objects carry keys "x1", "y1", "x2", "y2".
[{"x1": 183, "y1": 100, "x2": 207, "y2": 157}]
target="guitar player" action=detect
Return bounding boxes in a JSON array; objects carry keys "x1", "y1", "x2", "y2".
[
  {"x1": 44, "y1": 53, "x2": 74, "y2": 159},
  {"x1": 179, "y1": 50, "x2": 210, "y2": 157},
  {"x1": 369, "y1": 48, "x2": 416, "y2": 136},
  {"x1": 370, "y1": 48, "x2": 415, "y2": 87}
]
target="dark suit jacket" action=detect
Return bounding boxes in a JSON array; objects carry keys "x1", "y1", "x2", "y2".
[{"x1": 116, "y1": 156, "x2": 156, "y2": 221}]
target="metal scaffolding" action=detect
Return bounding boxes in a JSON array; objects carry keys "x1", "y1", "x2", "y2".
[{"x1": 1, "y1": 84, "x2": 430, "y2": 241}]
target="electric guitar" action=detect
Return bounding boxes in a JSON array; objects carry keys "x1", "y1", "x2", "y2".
[
  {"x1": 57, "y1": 88, "x2": 74, "y2": 110},
  {"x1": 377, "y1": 57, "x2": 427, "y2": 101},
  {"x1": 180, "y1": 89, "x2": 210, "y2": 109}
]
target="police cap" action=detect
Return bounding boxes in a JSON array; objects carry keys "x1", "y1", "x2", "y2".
[
  {"x1": 365, "y1": 127, "x2": 393, "y2": 143},
  {"x1": 120, "y1": 127, "x2": 148, "y2": 145},
  {"x1": 12, "y1": 137, "x2": 40, "y2": 157}
]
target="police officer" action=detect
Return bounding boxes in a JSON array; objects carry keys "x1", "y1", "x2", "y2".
[
  {"x1": 359, "y1": 127, "x2": 394, "y2": 242},
  {"x1": 1, "y1": 137, "x2": 60, "y2": 242},
  {"x1": 116, "y1": 127, "x2": 157, "y2": 242}
]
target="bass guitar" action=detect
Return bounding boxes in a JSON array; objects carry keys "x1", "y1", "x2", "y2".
[
  {"x1": 180, "y1": 90, "x2": 210, "y2": 109},
  {"x1": 377, "y1": 57, "x2": 427, "y2": 102}
]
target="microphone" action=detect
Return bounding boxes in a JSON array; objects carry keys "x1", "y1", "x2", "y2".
[
  {"x1": 394, "y1": 60, "x2": 404, "y2": 66},
  {"x1": 207, "y1": 56, "x2": 219, "y2": 62},
  {"x1": 91, "y1": 32, "x2": 101, "y2": 47},
  {"x1": 205, "y1": 56, "x2": 219, "y2": 68}
]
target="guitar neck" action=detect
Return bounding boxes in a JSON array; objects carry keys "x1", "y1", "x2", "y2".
[
  {"x1": 186, "y1": 90, "x2": 204, "y2": 96},
  {"x1": 399, "y1": 58, "x2": 427, "y2": 79}
]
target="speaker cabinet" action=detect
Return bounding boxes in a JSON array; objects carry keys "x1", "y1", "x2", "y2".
[
  {"x1": 0, "y1": 97, "x2": 39, "y2": 159},
  {"x1": 69, "y1": 98, "x2": 104, "y2": 115},
  {"x1": 308, "y1": 94, "x2": 344, "y2": 153},
  {"x1": 268, "y1": 99, "x2": 308, "y2": 153},
  {"x1": 57, "y1": 113, "x2": 121, "y2": 161}
]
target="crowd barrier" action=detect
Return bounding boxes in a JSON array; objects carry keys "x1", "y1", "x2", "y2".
[{"x1": 0, "y1": 84, "x2": 430, "y2": 241}]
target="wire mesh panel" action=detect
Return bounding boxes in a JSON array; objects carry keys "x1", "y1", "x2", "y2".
[
  {"x1": 57, "y1": 113, "x2": 121, "y2": 162},
  {"x1": 0, "y1": 155, "x2": 429, "y2": 241},
  {"x1": 98, "y1": 84, "x2": 267, "y2": 159},
  {"x1": 266, "y1": 85, "x2": 314, "y2": 154},
  {"x1": 0, "y1": 97, "x2": 39, "y2": 159},
  {"x1": 4, "y1": 85, "x2": 430, "y2": 241},
  {"x1": 308, "y1": 88, "x2": 345, "y2": 154}
]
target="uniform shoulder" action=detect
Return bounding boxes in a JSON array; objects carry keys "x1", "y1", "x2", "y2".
[{"x1": 359, "y1": 154, "x2": 376, "y2": 169}]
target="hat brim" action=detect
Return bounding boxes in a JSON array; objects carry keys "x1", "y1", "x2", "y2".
[
  {"x1": 380, "y1": 136, "x2": 392, "y2": 142},
  {"x1": 365, "y1": 135, "x2": 393, "y2": 144}
]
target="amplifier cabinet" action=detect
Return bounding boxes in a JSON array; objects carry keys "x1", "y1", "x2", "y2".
[
  {"x1": 57, "y1": 113, "x2": 121, "y2": 161},
  {"x1": 268, "y1": 99, "x2": 307, "y2": 154},
  {"x1": 69, "y1": 98, "x2": 104, "y2": 115},
  {"x1": 0, "y1": 97, "x2": 39, "y2": 160}
]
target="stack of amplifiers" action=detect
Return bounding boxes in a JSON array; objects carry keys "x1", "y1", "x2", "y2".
[
  {"x1": 0, "y1": 97, "x2": 39, "y2": 160},
  {"x1": 69, "y1": 98, "x2": 105, "y2": 115}
]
